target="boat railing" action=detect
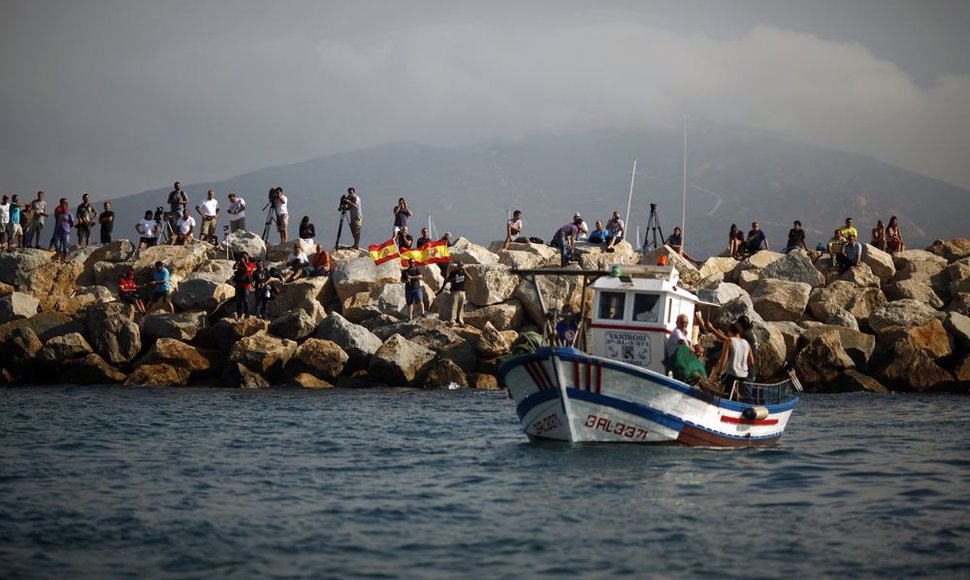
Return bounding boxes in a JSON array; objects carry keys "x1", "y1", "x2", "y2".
[{"x1": 737, "y1": 380, "x2": 795, "y2": 405}]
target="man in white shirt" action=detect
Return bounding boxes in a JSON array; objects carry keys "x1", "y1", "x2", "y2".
[
  {"x1": 0, "y1": 195, "x2": 10, "y2": 248},
  {"x1": 271, "y1": 187, "x2": 289, "y2": 243},
  {"x1": 574, "y1": 212, "x2": 589, "y2": 240},
  {"x1": 665, "y1": 314, "x2": 691, "y2": 361},
  {"x1": 504, "y1": 209, "x2": 523, "y2": 250},
  {"x1": 175, "y1": 209, "x2": 196, "y2": 245},
  {"x1": 196, "y1": 189, "x2": 219, "y2": 242},
  {"x1": 605, "y1": 211, "x2": 625, "y2": 252},
  {"x1": 227, "y1": 193, "x2": 246, "y2": 233}
]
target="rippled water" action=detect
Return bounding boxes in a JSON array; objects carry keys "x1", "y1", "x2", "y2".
[{"x1": 1, "y1": 387, "x2": 968, "y2": 579}]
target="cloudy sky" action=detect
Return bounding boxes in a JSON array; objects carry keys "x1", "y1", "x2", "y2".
[{"x1": 1, "y1": 0, "x2": 968, "y2": 198}]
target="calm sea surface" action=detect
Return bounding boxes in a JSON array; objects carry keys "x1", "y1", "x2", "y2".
[{"x1": 1, "y1": 387, "x2": 968, "y2": 579}]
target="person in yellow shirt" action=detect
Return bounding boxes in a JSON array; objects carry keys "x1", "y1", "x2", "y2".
[{"x1": 837, "y1": 217, "x2": 858, "y2": 240}]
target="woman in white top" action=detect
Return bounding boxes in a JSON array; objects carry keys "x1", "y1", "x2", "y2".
[{"x1": 284, "y1": 242, "x2": 309, "y2": 282}]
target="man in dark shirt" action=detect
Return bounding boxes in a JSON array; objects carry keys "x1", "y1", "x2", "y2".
[
  {"x1": 396, "y1": 225, "x2": 413, "y2": 250},
  {"x1": 99, "y1": 201, "x2": 115, "y2": 244},
  {"x1": 552, "y1": 217, "x2": 582, "y2": 267},
  {"x1": 746, "y1": 222, "x2": 769, "y2": 254},
  {"x1": 783, "y1": 220, "x2": 807, "y2": 253},
  {"x1": 167, "y1": 181, "x2": 188, "y2": 234},
  {"x1": 440, "y1": 263, "x2": 467, "y2": 325},
  {"x1": 403, "y1": 259, "x2": 425, "y2": 320},
  {"x1": 416, "y1": 227, "x2": 432, "y2": 249}
]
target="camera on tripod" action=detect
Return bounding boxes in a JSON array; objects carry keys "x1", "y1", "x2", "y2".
[
  {"x1": 338, "y1": 195, "x2": 351, "y2": 213},
  {"x1": 153, "y1": 206, "x2": 165, "y2": 222}
]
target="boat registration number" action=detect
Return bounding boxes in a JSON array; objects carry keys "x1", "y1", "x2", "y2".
[
  {"x1": 532, "y1": 413, "x2": 562, "y2": 436},
  {"x1": 584, "y1": 414, "x2": 649, "y2": 440}
]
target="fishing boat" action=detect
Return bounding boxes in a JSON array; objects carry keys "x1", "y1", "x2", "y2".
[{"x1": 498, "y1": 265, "x2": 799, "y2": 446}]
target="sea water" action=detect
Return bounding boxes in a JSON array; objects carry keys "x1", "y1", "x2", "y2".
[{"x1": 1, "y1": 387, "x2": 967, "y2": 579}]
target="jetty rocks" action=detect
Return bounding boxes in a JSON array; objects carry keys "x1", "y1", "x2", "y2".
[{"x1": 1, "y1": 235, "x2": 969, "y2": 394}]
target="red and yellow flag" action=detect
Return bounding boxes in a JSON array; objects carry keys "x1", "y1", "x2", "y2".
[
  {"x1": 368, "y1": 239, "x2": 400, "y2": 265},
  {"x1": 400, "y1": 239, "x2": 451, "y2": 267}
]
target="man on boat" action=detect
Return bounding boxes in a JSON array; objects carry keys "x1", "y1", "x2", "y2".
[
  {"x1": 551, "y1": 216, "x2": 582, "y2": 267},
  {"x1": 665, "y1": 314, "x2": 691, "y2": 360},
  {"x1": 717, "y1": 322, "x2": 754, "y2": 395}
]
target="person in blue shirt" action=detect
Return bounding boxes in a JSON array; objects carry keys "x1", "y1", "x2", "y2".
[
  {"x1": 837, "y1": 234, "x2": 863, "y2": 273},
  {"x1": 7, "y1": 194, "x2": 23, "y2": 251},
  {"x1": 588, "y1": 220, "x2": 608, "y2": 244},
  {"x1": 148, "y1": 260, "x2": 175, "y2": 313}
]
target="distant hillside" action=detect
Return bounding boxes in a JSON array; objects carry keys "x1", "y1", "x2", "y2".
[{"x1": 107, "y1": 123, "x2": 970, "y2": 258}]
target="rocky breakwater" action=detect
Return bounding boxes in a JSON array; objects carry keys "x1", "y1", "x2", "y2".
[
  {"x1": 0, "y1": 234, "x2": 639, "y2": 390},
  {"x1": 670, "y1": 238, "x2": 970, "y2": 393}
]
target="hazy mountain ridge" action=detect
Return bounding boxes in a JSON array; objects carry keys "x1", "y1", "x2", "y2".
[{"x1": 107, "y1": 123, "x2": 969, "y2": 258}]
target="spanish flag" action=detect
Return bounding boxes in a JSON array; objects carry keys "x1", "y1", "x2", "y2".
[
  {"x1": 368, "y1": 239, "x2": 400, "y2": 265},
  {"x1": 400, "y1": 239, "x2": 451, "y2": 267}
]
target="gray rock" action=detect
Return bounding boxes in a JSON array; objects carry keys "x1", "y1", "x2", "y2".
[
  {"x1": 28, "y1": 311, "x2": 82, "y2": 341},
  {"x1": 450, "y1": 238, "x2": 500, "y2": 266},
  {"x1": 265, "y1": 277, "x2": 330, "y2": 319},
  {"x1": 751, "y1": 279, "x2": 811, "y2": 322},
  {"x1": 793, "y1": 330, "x2": 855, "y2": 388},
  {"x1": 464, "y1": 265, "x2": 518, "y2": 307},
  {"x1": 476, "y1": 322, "x2": 512, "y2": 358},
  {"x1": 423, "y1": 359, "x2": 468, "y2": 388},
  {"x1": 269, "y1": 309, "x2": 319, "y2": 341},
  {"x1": 288, "y1": 338, "x2": 349, "y2": 380},
  {"x1": 315, "y1": 312, "x2": 382, "y2": 368},
  {"x1": 172, "y1": 278, "x2": 234, "y2": 311},
  {"x1": 85, "y1": 302, "x2": 142, "y2": 366},
  {"x1": 61, "y1": 353, "x2": 126, "y2": 385},
  {"x1": 868, "y1": 299, "x2": 945, "y2": 336},
  {"x1": 229, "y1": 331, "x2": 297, "y2": 377},
  {"x1": 224, "y1": 230, "x2": 267, "y2": 260},
  {"x1": 0, "y1": 249, "x2": 51, "y2": 288},
  {"x1": 884, "y1": 279, "x2": 945, "y2": 309},
  {"x1": 837, "y1": 262, "x2": 881, "y2": 288},
  {"x1": 892, "y1": 250, "x2": 948, "y2": 283},
  {"x1": 213, "y1": 317, "x2": 270, "y2": 351},
  {"x1": 944, "y1": 312, "x2": 970, "y2": 353},
  {"x1": 463, "y1": 300, "x2": 524, "y2": 332},
  {"x1": 140, "y1": 311, "x2": 206, "y2": 342},
  {"x1": 367, "y1": 333, "x2": 436, "y2": 385},
  {"x1": 861, "y1": 244, "x2": 896, "y2": 283},
  {"x1": 0, "y1": 292, "x2": 40, "y2": 323},
  {"x1": 800, "y1": 324, "x2": 875, "y2": 367},
  {"x1": 807, "y1": 281, "x2": 886, "y2": 324},
  {"x1": 925, "y1": 238, "x2": 970, "y2": 263},
  {"x1": 37, "y1": 332, "x2": 94, "y2": 365},
  {"x1": 824, "y1": 308, "x2": 860, "y2": 331},
  {"x1": 330, "y1": 257, "x2": 402, "y2": 303},
  {"x1": 712, "y1": 294, "x2": 763, "y2": 328},
  {"x1": 759, "y1": 250, "x2": 825, "y2": 288}
]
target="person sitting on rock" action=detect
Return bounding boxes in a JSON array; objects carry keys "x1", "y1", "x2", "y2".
[
  {"x1": 826, "y1": 229, "x2": 846, "y2": 266},
  {"x1": 886, "y1": 215, "x2": 905, "y2": 253},
  {"x1": 402, "y1": 258, "x2": 425, "y2": 320},
  {"x1": 838, "y1": 217, "x2": 858, "y2": 240},
  {"x1": 298, "y1": 215, "x2": 315, "y2": 245},
  {"x1": 727, "y1": 224, "x2": 743, "y2": 258},
  {"x1": 588, "y1": 220, "x2": 607, "y2": 244},
  {"x1": 837, "y1": 233, "x2": 863, "y2": 273},
  {"x1": 284, "y1": 242, "x2": 310, "y2": 282},
  {"x1": 551, "y1": 217, "x2": 581, "y2": 267},
  {"x1": 665, "y1": 226, "x2": 696, "y2": 262},
  {"x1": 871, "y1": 219, "x2": 886, "y2": 251},
  {"x1": 604, "y1": 211, "x2": 625, "y2": 252},
  {"x1": 504, "y1": 210, "x2": 523, "y2": 250},
  {"x1": 306, "y1": 244, "x2": 331, "y2": 277},
  {"x1": 783, "y1": 220, "x2": 808, "y2": 253},
  {"x1": 118, "y1": 268, "x2": 147, "y2": 314},
  {"x1": 746, "y1": 222, "x2": 769, "y2": 254}
]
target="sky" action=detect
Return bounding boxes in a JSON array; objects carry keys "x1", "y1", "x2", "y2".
[{"x1": 1, "y1": 0, "x2": 969, "y2": 199}]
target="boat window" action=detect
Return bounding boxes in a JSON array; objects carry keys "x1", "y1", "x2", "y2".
[
  {"x1": 598, "y1": 292, "x2": 625, "y2": 320},
  {"x1": 632, "y1": 293, "x2": 661, "y2": 322}
]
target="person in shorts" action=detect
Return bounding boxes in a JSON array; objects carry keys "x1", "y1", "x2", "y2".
[
  {"x1": 345, "y1": 187, "x2": 362, "y2": 250},
  {"x1": 271, "y1": 187, "x2": 289, "y2": 243},
  {"x1": 195, "y1": 190, "x2": 219, "y2": 243},
  {"x1": 403, "y1": 258, "x2": 425, "y2": 320},
  {"x1": 148, "y1": 260, "x2": 174, "y2": 313},
  {"x1": 75, "y1": 193, "x2": 97, "y2": 247},
  {"x1": 227, "y1": 193, "x2": 246, "y2": 233},
  {"x1": 6, "y1": 194, "x2": 24, "y2": 251}
]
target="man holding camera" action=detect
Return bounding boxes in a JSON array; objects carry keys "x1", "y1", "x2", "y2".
[
  {"x1": 342, "y1": 187, "x2": 361, "y2": 250},
  {"x1": 393, "y1": 197, "x2": 411, "y2": 237},
  {"x1": 196, "y1": 190, "x2": 219, "y2": 243},
  {"x1": 269, "y1": 187, "x2": 289, "y2": 243},
  {"x1": 167, "y1": 181, "x2": 189, "y2": 234}
]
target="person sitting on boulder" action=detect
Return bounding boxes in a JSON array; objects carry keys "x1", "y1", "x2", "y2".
[
  {"x1": 604, "y1": 211, "x2": 625, "y2": 252},
  {"x1": 665, "y1": 226, "x2": 696, "y2": 262},
  {"x1": 746, "y1": 222, "x2": 769, "y2": 254},
  {"x1": 886, "y1": 215, "x2": 905, "y2": 253},
  {"x1": 588, "y1": 220, "x2": 607, "y2": 244},
  {"x1": 306, "y1": 244, "x2": 331, "y2": 277},
  {"x1": 504, "y1": 210, "x2": 523, "y2": 250},
  {"x1": 871, "y1": 219, "x2": 886, "y2": 251},
  {"x1": 555, "y1": 304, "x2": 579, "y2": 347},
  {"x1": 826, "y1": 229, "x2": 846, "y2": 266},
  {"x1": 118, "y1": 268, "x2": 147, "y2": 314},
  {"x1": 783, "y1": 220, "x2": 808, "y2": 253},
  {"x1": 727, "y1": 224, "x2": 743, "y2": 258},
  {"x1": 298, "y1": 215, "x2": 315, "y2": 245},
  {"x1": 837, "y1": 233, "x2": 863, "y2": 273},
  {"x1": 838, "y1": 217, "x2": 858, "y2": 240},
  {"x1": 284, "y1": 242, "x2": 310, "y2": 282}
]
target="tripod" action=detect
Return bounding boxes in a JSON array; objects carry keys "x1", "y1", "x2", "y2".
[
  {"x1": 334, "y1": 210, "x2": 349, "y2": 250},
  {"x1": 222, "y1": 225, "x2": 234, "y2": 260},
  {"x1": 261, "y1": 202, "x2": 279, "y2": 243},
  {"x1": 643, "y1": 203, "x2": 665, "y2": 251},
  {"x1": 156, "y1": 218, "x2": 176, "y2": 246}
]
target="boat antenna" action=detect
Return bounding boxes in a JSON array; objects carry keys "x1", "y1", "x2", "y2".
[
  {"x1": 624, "y1": 159, "x2": 637, "y2": 228},
  {"x1": 681, "y1": 115, "x2": 688, "y2": 252}
]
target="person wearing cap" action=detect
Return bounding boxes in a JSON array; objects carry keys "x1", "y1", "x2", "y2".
[
  {"x1": 551, "y1": 216, "x2": 582, "y2": 267},
  {"x1": 573, "y1": 212, "x2": 589, "y2": 241},
  {"x1": 402, "y1": 258, "x2": 425, "y2": 320},
  {"x1": 118, "y1": 268, "x2": 147, "y2": 314}
]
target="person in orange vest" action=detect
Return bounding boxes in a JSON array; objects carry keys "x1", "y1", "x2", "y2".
[{"x1": 657, "y1": 254, "x2": 669, "y2": 266}]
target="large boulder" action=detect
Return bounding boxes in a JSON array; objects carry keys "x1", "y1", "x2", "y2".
[
  {"x1": 765, "y1": 321, "x2": 804, "y2": 357},
  {"x1": 494, "y1": 241, "x2": 559, "y2": 269},
  {"x1": 749, "y1": 321, "x2": 787, "y2": 380},
  {"x1": 643, "y1": 246, "x2": 701, "y2": 286},
  {"x1": 0, "y1": 292, "x2": 40, "y2": 322},
  {"x1": 314, "y1": 312, "x2": 382, "y2": 369},
  {"x1": 892, "y1": 250, "x2": 948, "y2": 283},
  {"x1": 288, "y1": 373, "x2": 333, "y2": 389},
  {"x1": 750, "y1": 279, "x2": 811, "y2": 322},
  {"x1": 423, "y1": 359, "x2": 468, "y2": 388},
  {"x1": 697, "y1": 257, "x2": 740, "y2": 283},
  {"x1": 1, "y1": 325, "x2": 43, "y2": 377},
  {"x1": 265, "y1": 277, "x2": 331, "y2": 319},
  {"x1": 945, "y1": 257, "x2": 970, "y2": 296},
  {"x1": 0, "y1": 249, "x2": 51, "y2": 287},
  {"x1": 367, "y1": 333, "x2": 436, "y2": 385},
  {"x1": 925, "y1": 238, "x2": 970, "y2": 263},
  {"x1": 836, "y1": 263, "x2": 881, "y2": 288},
  {"x1": 860, "y1": 244, "x2": 896, "y2": 283},
  {"x1": 800, "y1": 324, "x2": 876, "y2": 367},
  {"x1": 222, "y1": 362, "x2": 271, "y2": 389},
  {"x1": 61, "y1": 353, "x2": 127, "y2": 385},
  {"x1": 213, "y1": 317, "x2": 270, "y2": 351},
  {"x1": 72, "y1": 285, "x2": 117, "y2": 312},
  {"x1": 464, "y1": 265, "x2": 518, "y2": 307},
  {"x1": 287, "y1": 338, "x2": 349, "y2": 380},
  {"x1": 463, "y1": 300, "x2": 524, "y2": 332},
  {"x1": 135, "y1": 338, "x2": 221, "y2": 376},
  {"x1": 883, "y1": 279, "x2": 945, "y2": 309},
  {"x1": 807, "y1": 281, "x2": 886, "y2": 324},
  {"x1": 224, "y1": 230, "x2": 267, "y2": 260},
  {"x1": 172, "y1": 277, "x2": 234, "y2": 311},
  {"x1": 450, "y1": 238, "x2": 500, "y2": 266},
  {"x1": 229, "y1": 332, "x2": 297, "y2": 377},
  {"x1": 134, "y1": 243, "x2": 214, "y2": 278},
  {"x1": 29, "y1": 311, "x2": 83, "y2": 341},
  {"x1": 84, "y1": 302, "x2": 142, "y2": 366},
  {"x1": 874, "y1": 319, "x2": 954, "y2": 391},
  {"x1": 759, "y1": 250, "x2": 825, "y2": 288},
  {"x1": 79, "y1": 240, "x2": 134, "y2": 285},
  {"x1": 125, "y1": 363, "x2": 192, "y2": 387},
  {"x1": 140, "y1": 311, "x2": 206, "y2": 342},
  {"x1": 21, "y1": 261, "x2": 85, "y2": 314},
  {"x1": 712, "y1": 294, "x2": 763, "y2": 328},
  {"x1": 793, "y1": 330, "x2": 856, "y2": 388},
  {"x1": 699, "y1": 281, "x2": 748, "y2": 306},
  {"x1": 944, "y1": 312, "x2": 970, "y2": 353},
  {"x1": 330, "y1": 257, "x2": 402, "y2": 302},
  {"x1": 514, "y1": 274, "x2": 590, "y2": 327},
  {"x1": 268, "y1": 309, "x2": 320, "y2": 341},
  {"x1": 343, "y1": 284, "x2": 408, "y2": 323},
  {"x1": 832, "y1": 369, "x2": 890, "y2": 393},
  {"x1": 576, "y1": 241, "x2": 638, "y2": 271},
  {"x1": 93, "y1": 261, "x2": 133, "y2": 290},
  {"x1": 37, "y1": 333, "x2": 94, "y2": 366},
  {"x1": 825, "y1": 308, "x2": 860, "y2": 331},
  {"x1": 475, "y1": 322, "x2": 512, "y2": 358},
  {"x1": 947, "y1": 293, "x2": 970, "y2": 317},
  {"x1": 868, "y1": 299, "x2": 944, "y2": 336}
]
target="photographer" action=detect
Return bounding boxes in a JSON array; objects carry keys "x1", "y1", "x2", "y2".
[
  {"x1": 175, "y1": 209, "x2": 196, "y2": 245},
  {"x1": 252, "y1": 260, "x2": 274, "y2": 319},
  {"x1": 226, "y1": 193, "x2": 246, "y2": 232},
  {"x1": 195, "y1": 190, "x2": 219, "y2": 243},
  {"x1": 392, "y1": 197, "x2": 411, "y2": 237},
  {"x1": 269, "y1": 187, "x2": 289, "y2": 243},
  {"x1": 341, "y1": 187, "x2": 361, "y2": 250},
  {"x1": 167, "y1": 181, "x2": 189, "y2": 233}
]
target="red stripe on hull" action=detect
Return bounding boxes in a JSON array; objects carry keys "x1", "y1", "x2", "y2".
[
  {"x1": 676, "y1": 424, "x2": 781, "y2": 447},
  {"x1": 720, "y1": 416, "x2": 779, "y2": 426}
]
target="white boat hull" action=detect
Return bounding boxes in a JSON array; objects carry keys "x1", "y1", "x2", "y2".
[{"x1": 499, "y1": 347, "x2": 798, "y2": 447}]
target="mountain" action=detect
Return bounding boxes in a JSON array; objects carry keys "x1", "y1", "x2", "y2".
[{"x1": 106, "y1": 122, "x2": 970, "y2": 258}]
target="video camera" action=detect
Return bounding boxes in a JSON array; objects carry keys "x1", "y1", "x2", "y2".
[
  {"x1": 153, "y1": 207, "x2": 165, "y2": 222},
  {"x1": 338, "y1": 195, "x2": 351, "y2": 213}
]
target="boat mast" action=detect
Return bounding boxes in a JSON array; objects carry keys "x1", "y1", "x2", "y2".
[
  {"x1": 681, "y1": 115, "x2": 688, "y2": 251},
  {"x1": 624, "y1": 159, "x2": 637, "y2": 229}
]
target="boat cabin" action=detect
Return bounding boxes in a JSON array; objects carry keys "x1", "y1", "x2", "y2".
[{"x1": 587, "y1": 265, "x2": 699, "y2": 374}]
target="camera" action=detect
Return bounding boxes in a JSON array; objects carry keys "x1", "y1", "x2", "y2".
[
  {"x1": 338, "y1": 195, "x2": 351, "y2": 213},
  {"x1": 153, "y1": 207, "x2": 165, "y2": 221}
]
